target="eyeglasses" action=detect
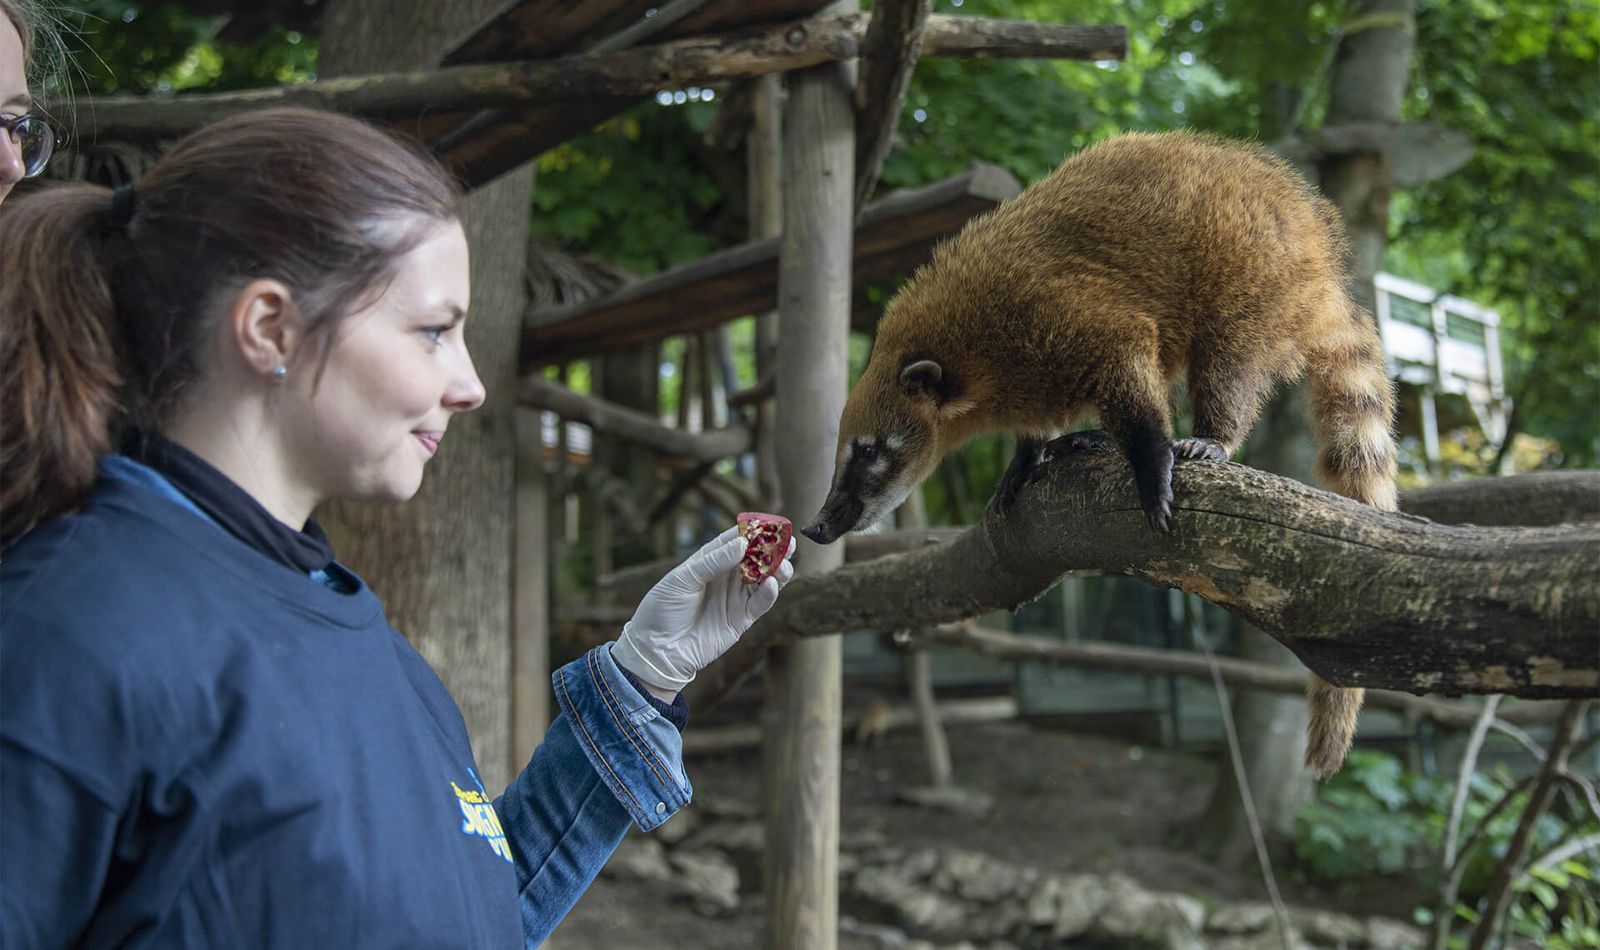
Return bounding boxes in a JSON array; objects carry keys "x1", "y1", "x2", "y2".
[{"x1": 2, "y1": 113, "x2": 63, "y2": 179}]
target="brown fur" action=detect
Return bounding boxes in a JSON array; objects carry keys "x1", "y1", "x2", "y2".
[{"x1": 829, "y1": 131, "x2": 1398, "y2": 777}]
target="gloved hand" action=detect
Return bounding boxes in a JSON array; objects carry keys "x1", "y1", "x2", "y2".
[{"x1": 611, "y1": 525, "x2": 797, "y2": 701}]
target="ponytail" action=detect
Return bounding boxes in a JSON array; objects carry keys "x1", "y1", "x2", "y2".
[{"x1": 1, "y1": 186, "x2": 128, "y2": 547}]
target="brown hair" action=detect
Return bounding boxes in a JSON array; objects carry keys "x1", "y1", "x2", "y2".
[{"x1": 0, "y1": 106, "x2": 464, "y2": 546}]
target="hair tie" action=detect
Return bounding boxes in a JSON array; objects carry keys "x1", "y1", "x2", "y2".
[{"x1": 109, "y1": 183, "x2": 138, "y2": 232}]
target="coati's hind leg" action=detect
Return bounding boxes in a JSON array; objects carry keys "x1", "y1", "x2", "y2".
[{"x1": 1176, "y1": 345, "x2": 1274, "y2": 463}]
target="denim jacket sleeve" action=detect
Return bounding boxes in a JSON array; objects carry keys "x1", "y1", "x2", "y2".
[{"x1": 493, "y1": 643, "x2": 692, "y2": 947}]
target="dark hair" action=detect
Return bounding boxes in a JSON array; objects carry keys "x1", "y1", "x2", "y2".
[{"x1": 0, "y1": 106, "x2": 464, "y2": 546}]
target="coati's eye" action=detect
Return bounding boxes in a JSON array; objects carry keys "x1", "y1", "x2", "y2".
[{"x1": 857, "y1": 443, "x2": 879, "y2": 461}]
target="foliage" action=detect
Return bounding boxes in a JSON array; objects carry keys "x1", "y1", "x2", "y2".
[
  {"x1": 1295, "y1": 750, "x2": 1600, "y2": 947},
  {"x1": 1388, "y1": 0, "x2": 1600, "y2": 469},
  {"x1": 531, "y1": 103, "x2": 724, "y2": 276},
  {"x1": 45, "y1": 1, "x2": 314, "y2": 100}
]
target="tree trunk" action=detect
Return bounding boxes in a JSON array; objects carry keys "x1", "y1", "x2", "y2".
[
  {"x1": 762, "y1": 10, "x2": 856, "y2": 944},
  {"x1": 314, "y1": 0, "x2": 535, "y2": 793}
]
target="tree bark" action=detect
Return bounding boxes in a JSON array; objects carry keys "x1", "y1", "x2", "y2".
[
  {"x1": 684, "y1": 453, "x2": 1600, "y2": 712},
  {"x1": 313, "y1": 0, "x2": 533, "y2": 793}
]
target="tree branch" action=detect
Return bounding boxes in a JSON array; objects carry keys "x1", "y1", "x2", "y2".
[
  {"x1": 684, "y1": 451, "x2": 1600, "y2": 710},
  {"x1": 1399, "y1": 471, "x2": 1600, "y2": 527}
]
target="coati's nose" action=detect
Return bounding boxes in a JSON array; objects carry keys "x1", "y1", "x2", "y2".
[{"x1": 800, "y1": 522, "x2": 833, "y2": 545}]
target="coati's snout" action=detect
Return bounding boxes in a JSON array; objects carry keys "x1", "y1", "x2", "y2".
[{"x1": 800, "y1": 490, "x2": 866, "y2": 545}]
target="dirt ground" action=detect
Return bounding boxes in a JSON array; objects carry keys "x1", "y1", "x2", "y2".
[{"x1": 545, "y1": 715, "x2": 1419, "y2": 948}]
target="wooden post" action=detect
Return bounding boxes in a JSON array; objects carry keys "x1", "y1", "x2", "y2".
[
  {"x1": 763, "y1": 5, "x2": 855, "y2": 944},
  {"x1": 512, "y1": 408, "x2": 551, "y2": 762},
  {"x1": 899, "y1": 487, "x2": 952, "y2": 788},
  {"x1": 749, "y1": 73, "x2": 783, "y2": 508}
]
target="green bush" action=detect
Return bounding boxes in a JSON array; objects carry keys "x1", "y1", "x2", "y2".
[{"x1": 1294, "y1": 750, "x2": 1599, "y2": 948}]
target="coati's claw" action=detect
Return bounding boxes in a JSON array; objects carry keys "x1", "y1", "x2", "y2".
[
  {"x1": 1131, "y1": 441, "x2": 1177, "y2": 534},
  {"x1": 1146, "y1": 495, "x2": 1174, "y2": 533},
  {"x1": 1173, "y1": 437, "x2": 1229, "y2": 462},
  {"x1": 1047, "y1": 429, "x2": 1119, "y2": 455}
]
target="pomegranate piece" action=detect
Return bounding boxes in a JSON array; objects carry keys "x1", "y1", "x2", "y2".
[{"x1": 735, "y1": 511, "x2": 793, "y2": 585}]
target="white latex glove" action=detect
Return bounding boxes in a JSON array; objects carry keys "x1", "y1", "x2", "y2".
[{"x1": 611, "y1": 525, "x2": 797, "y2": 701}]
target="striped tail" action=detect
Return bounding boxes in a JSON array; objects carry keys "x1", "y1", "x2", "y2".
[{"x1": 1301, "y1": 297, "x2": 1399, "y2": 778}]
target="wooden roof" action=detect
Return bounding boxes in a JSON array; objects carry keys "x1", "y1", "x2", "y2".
[
  {"x1": 520, "y1": 162, "x2": 1021, "y2": 368},
  {"x1": 421, "y1": 0, "x2": 835, "y2": 187}
]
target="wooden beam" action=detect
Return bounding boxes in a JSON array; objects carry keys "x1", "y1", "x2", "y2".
[
  {"x1": 520, "y1": 163, "x2": 1020, "y2": 367},
  {"x1": 920, "y1": 624, "x2": 1571, "y2": 730},
  {"x1": 439, "y1": 14, "x2": 1125, "y2": 186},
  {"x1": 854, "y1": 0, "x2": 934, "y2": 210},
  {"x1": 441, "y1": 0, "x2": 830, "y2": 66},
  {"x1": 60, "y1": 12, "x2": 1124, "y2": 190},
  {"x1": 519, "y1": 376, "x2": 752, "y2": 462}
]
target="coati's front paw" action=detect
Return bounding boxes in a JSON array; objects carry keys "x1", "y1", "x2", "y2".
[
  {"x1": 1047, "y1": 429, "x2": 1119, "y2": 456},
  {"x1": 1132, "y1": 442, "x2": 1177, "y2": 533},
  {"x1": 1173, "y1": 437, "x2": 1230, "y2": 462}
]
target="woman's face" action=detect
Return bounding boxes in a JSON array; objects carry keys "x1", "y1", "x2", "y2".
[
  {"x1": 280, "y1": 219, "x2": 486, "y2": 507},
  {"x1": 1, "y1": 13, "x2": 29, "y2": 204}
]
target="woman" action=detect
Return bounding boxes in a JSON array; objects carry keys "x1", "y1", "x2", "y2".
[
  {"x1": 1, "y1": 0, "x2": 60, "y2": 203},
  {"x1": 0, "y1": 106, "x2": 793, "y2": 947}
]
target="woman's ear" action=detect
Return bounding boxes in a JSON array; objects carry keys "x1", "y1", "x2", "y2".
[{"x1": 229, "y1": 278, "x2": 304, "y2": 379}]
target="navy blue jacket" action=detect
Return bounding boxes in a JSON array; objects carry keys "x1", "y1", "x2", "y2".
[{"x1": 1, "y1": 461, "x2": 693, "y2": 947}]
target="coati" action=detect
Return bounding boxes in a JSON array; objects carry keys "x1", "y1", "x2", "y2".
[{"x1": 799, "y1": 130, "x2": 1398, "y2": 778}]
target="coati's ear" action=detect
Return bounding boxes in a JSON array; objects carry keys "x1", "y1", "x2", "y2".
[{"x1": 899, "y1": 359, "x2": 945, "y2": 401}]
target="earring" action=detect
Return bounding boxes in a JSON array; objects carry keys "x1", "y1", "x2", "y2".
[{"x1": 271, "y1": 365, "x2": 288, "y2": 382}]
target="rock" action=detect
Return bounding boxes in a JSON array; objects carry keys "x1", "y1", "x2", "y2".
[
  {"x1": 1208, "y1": 933, "x2": 1314, "y2": 950},
  {"x1": 692, "y1": 796, "x2": 760, "y2": 820},
  {"x1": 667, "y1": 849, "x2": 740, "y2": 915},
  {"x1": 1207, "y1": 902, "x2": 1279, "y2": 935},
  {"x1": 681, "y1": 818, "x2": 764, "y2": 854},
  {"x1": 1023, "y1": 875, "x2": 1063, "y2": 927},
  {"x1": 1291, "y1": 908, "x2": 1367, "y2": 945},
  {"x1": 603, "y1": 835, "x2": 673, "y2": 882},
  {"x1": 893, "y1": 785, "x2": 996, "y2": 817},
  {"x1": 1096, "y1": 875, "x2": 1207, "y2": 950},
  {"x1": 1052, "y1": 874, "x2": 1116, "y2": 938},
  {"x1": 1365, "y1": 917, "x2": 1427, "y2": 949},
  {"x1": 653, "y1": 807, "x2": 702, "y2": 846}
]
